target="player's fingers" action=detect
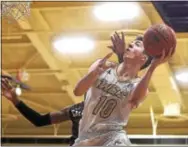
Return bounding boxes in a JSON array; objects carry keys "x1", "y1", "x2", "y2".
[
  {"x1": 111, "y1": 36, "x2": 116, "y2": 46},
  {"x1": 1, "y1": 77, "x2": 6, "y2": 82},
  {"x1": 1, "y1": 79, "x2": 8, "y2": 87},
  {"x1": 102, "y1": 52, "x2": 113, "y2": 61},
  {"x1": 11, "y1": 88, "x2": 16, "y2": 94},
  {"x1": 115, "y1": 31, "x2": 120, "y2": 40},
  {"x1": 99, "y1": 52, "x2": 114, "y2": 66},
  {"x1": 1, "y1": 82, "x2": 6, "y2": 90},
  {"x1": 4, "y1": 79, "x2": 13, "y2": 90},
  {"x1": 1, "y1": 78, "x2": 7, "y2": 86},
  {"x1": 167, "y1": 47, "x2": 174, "y2": 58},
  {"x1": 2, "y1": 82, "x2": 9, "y2": 91},
  {"x1": 115, "y1": 32, "x2": 121, "y2": 45},
  {"x1": 160, "y1": 50, "x2": 166, "y2": 61},
  {"x1": 107, "y1": 45, "x2": 114, "y2": 50}
]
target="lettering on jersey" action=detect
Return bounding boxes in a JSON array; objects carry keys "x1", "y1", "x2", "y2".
[
  {"x1": 70, "y1": 102, "x2": 84, "y2": 118},
  {"x1": 96, "y1": 79, "x2": 113, "y2": 91},
  {"x1": 71, "y1": 109, "x2": 82, "y2": 118},
  {"x1": 96, "y1": 79, "x2": 134, "y2": 99},
  {"x1": 122, "y1": 83, "x2": 134, "y2": 97}
]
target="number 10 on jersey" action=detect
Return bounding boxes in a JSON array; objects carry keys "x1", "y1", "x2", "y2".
[{"x1": 92, "y1": 96, "x2": 117, "y2": 118}]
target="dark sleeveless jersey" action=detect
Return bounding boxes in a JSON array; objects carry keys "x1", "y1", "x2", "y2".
[{"x1": 68, "y1": 101, "x2": 84, "y2": 145}]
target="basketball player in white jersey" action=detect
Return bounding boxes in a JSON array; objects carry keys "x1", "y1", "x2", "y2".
[{"x1": 72, "y1": 32, "x2": 173, "y2": 146}]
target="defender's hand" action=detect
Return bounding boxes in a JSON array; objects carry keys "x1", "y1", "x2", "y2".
[
  {"x1": 108, "y1": 32, "x2": 126, "y2": 56},
  {"x1": 1, "y1": 78, "x2": 18, "y2": 103}
]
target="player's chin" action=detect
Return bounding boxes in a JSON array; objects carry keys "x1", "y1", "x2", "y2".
[
  {"x1": 123, "y1": 53, "x2": 132, "y2": 61},
  {"x1": 122, "y1": 55, "x2": 135, "y2": 62}
]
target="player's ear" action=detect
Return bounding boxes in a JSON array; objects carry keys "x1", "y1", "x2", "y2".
[{"x1": 140, "y1": 54, "x2": 153, "y2": 70}]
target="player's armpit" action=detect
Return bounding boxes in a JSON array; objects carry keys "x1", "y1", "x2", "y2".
[
  {"x1": 128, "y1": 89, "x2": 149, "y2": 109},
  {"x1": 128, "y1": 99, "x2": 142, "y2": 109},
  {"x1": 50, "y1": 107, "x2": 70, "y2": 124}
]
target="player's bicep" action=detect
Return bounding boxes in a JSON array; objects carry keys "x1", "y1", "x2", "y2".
[{"x1": 50, "y1": 107, "x2": 70, "y2": 124}]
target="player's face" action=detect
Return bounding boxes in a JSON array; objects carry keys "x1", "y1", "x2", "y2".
[
  {"x1": 127, "y1": 40, "x2": 144, "y2": 53},
  {"x1": 123, "y1": 40, "x2": 147, "y2": 67}
]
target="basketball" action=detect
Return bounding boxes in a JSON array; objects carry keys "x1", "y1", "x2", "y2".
[{"x1": 143, "y1": 24, "x2": 177, "y2": 57}]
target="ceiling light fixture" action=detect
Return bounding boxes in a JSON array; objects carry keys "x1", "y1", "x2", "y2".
[
  {"x1": 163, "y1": 103, "x2": 181, "y2": 117},
  {"x1": 93, "y1": 2, "x2": 140, "y2": 22},
  {"x1": 175, "y1": 69, "x2": 188, "y2": 84},
  {"x1": 53, "y1": 36, "x2": 95, "y2": 54}
]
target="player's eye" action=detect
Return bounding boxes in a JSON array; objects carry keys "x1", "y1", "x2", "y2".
[{"x1": 135, "y1": 42, "x2": 141, "y2": 47}]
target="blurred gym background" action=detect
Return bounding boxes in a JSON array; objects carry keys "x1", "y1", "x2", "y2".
[{"x1": 1, "y1": 1, "x2": 188, "y2": 146}]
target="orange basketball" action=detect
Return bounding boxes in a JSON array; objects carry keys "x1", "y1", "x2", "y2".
[{"x1": 143, "y1": 24, "x2": 177, "y2": 57}]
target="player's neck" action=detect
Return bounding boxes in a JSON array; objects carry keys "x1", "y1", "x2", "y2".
[{"x1": 117, "y1": 63, "x2": 139, "y2": 79}]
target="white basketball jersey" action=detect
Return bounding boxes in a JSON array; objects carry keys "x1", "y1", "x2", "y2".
[{"x1": 78, "y1": 67, "x2": 140, "y2": 142}]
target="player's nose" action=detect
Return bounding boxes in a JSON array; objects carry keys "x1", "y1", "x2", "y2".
[{"x1": 127, "y1": 43, "x2": 134, "y2": 51}]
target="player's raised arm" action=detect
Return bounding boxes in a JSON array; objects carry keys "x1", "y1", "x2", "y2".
[
  {"x1": 73, "y1": 52, "x2": 115, "y2": 96},
  {"x1": 128, "y1": 49, "x2": 173, "y2": 108}
]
